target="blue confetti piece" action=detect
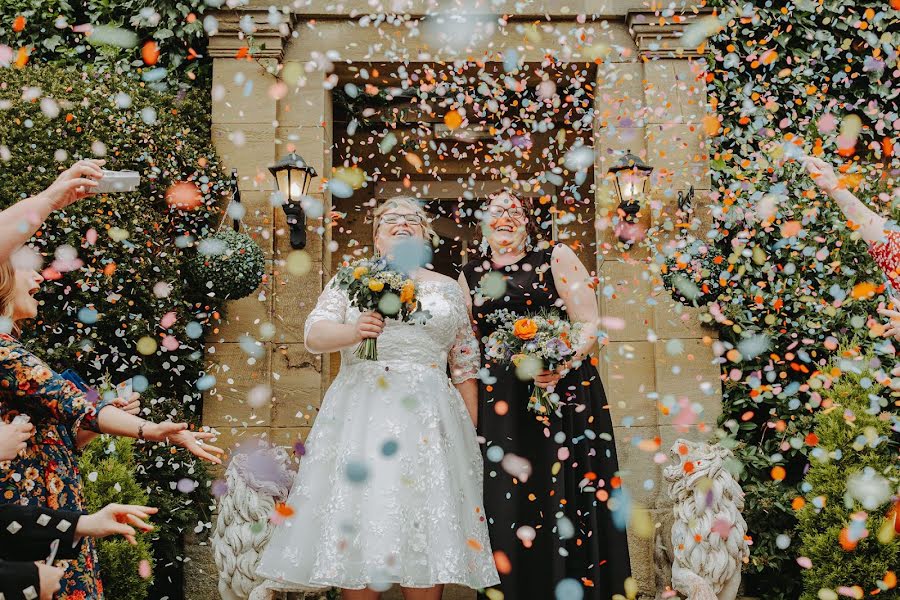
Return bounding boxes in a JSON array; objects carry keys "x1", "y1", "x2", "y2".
[
  {"x1": 555, "y1": 578, "x2": 584, "y2": 600},
  {"x1": 77, "y1": 307, "x2": 99, "y2": 324},
  {"x1": 132, "y1": 375, "x2": 149, "y2": 393},
  {"x1": 381, "y1": 440, "x2": 398, "y2": 457}
]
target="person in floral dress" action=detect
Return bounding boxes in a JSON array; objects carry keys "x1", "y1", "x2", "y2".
[{"x1": 0, "y1": 262, "x2": 224, "y2": 599}]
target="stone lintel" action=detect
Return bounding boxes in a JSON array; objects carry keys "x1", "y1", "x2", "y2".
[
  {"x1": 208, "y1": 9, "x2": 297, "y2": 60},
  {"x1": 626, "y1": 8, "x2": 715, "y2": 59}
]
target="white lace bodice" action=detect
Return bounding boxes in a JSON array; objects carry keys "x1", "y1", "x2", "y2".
[{"x1": 304, "y1": 277, "x2": 480, "y2": 384}]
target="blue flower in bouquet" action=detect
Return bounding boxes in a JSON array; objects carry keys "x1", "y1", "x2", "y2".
[{"x1": 546, "y1": 338, "x2": 574, "y2": 358}]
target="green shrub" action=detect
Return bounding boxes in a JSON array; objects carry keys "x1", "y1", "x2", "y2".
[
  {"x1": 651, "y1": 1, "x2": 900, "y2": 595},
  {"x1": 0, "y1": 64, "x2": 227, "y2": 598},
  {"x1": 80, "y1": 437, "x2": 154, "y2": 600},
  {"x1": 797, "y1": 360, "x2": 899, "y2": 599},
  {"x1": 0, "y1": 0, "x2": 216, "y2": 84}
]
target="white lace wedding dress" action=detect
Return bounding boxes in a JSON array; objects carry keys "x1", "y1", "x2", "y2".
[{"x1": 255, "y1": 277, "x2": 499, "y2": 591}]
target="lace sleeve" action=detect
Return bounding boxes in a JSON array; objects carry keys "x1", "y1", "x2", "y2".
[
  {"x1": 449, "y1": 316, "x2": 481, "y2": 385},
  {"x1": 303, "y1": 276, "x2": 349, "y2": 352}
]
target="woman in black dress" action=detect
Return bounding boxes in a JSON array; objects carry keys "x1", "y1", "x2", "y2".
[{"x1": 458, "y1": 191, "x2": 631, "y2": 600}]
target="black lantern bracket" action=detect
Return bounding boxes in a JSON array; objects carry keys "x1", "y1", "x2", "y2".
[{"x1": 269, "y1": 152, "x2": 318, "y2": 250}]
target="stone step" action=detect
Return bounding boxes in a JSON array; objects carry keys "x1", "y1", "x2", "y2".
[{"x1": 281, "y1": 586, "x2": 475, "y2": 600}]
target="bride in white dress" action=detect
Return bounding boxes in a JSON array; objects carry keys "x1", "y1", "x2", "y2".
[{"x1": 256, "y1": 197, "x2": 499, "y2": 599}]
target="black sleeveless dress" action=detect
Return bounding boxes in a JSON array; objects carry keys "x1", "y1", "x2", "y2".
[{"x1": 462, "y1": 248, "x2": 631, "y2": 600}]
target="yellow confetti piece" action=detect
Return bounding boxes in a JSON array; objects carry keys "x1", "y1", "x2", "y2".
[{"x1": 136, "y1": 336, "x2": 158, "y2": 356}]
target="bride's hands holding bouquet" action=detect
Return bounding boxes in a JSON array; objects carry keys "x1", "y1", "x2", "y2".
[{"x1": 354, "y1": 311, "x2": 385, "y2": 344}]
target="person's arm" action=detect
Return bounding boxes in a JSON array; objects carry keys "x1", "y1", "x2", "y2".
[
  {"x1": 803, "y1": 157, "x2": 887, "y2": 243},
  {"x1": 0, "y1": 339, "x2": 222, "y2": 464},
  {"x1": 0, "y1": 560, "x2": 64, "y2": 600},
  {"x1": 75, "y1": 393, "x2": 141, "y2": 449},
  {"x1": 303, "y1": 276, "x2": 383, "y2": 354},
  {"x1": 0, "y1": 160, "x2": 104, "y2": 262},
  {"x1": 0, "y1": 504, "x2": 84, "y2": 562},
  {"x1": 449, "y1": 292, "x2": 482, "y2": 427},
  {"x1": 551, "y1": 245, "x2": 601, "y2": 359},
  {"x1": 535, "y1": 245, "x2": 601, "y2": 390},
  {"x1": 0, "y1": 560, "x2": 42, "y2": 600}
]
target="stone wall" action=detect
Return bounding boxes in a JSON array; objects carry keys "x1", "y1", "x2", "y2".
[{"x1": 194, "y1": 4, "x2": 720, "y2": 599}]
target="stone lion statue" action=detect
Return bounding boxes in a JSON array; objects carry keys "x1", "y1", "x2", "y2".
[
  {"x1": 663, "y1": 439, "x2": 750, "y2": 600},
  {"x1": 212, "y1": 440, "x2": 296, "y2": 600}
]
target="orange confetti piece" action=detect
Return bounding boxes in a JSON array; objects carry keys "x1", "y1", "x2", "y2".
[
  {"x1": 467, "y1": 538, "x2": 483, "y2": 551},
  {"x1": 884, "y1": 137, "x2": 894, "y2": 157},
  {"x1": 771, "y1": 466, "x2": 786, "y2": 481},
  {"x1": 780, "y1": 220, "x2": 802, "y2": 238},
  {"x1": 12, "y1": 15, "x2": 25, "y2": 32},
  {"x1": 683, "y1": 461, "x2": 695, "y2": 474},
  {"x1": 761, "y1": 49, "x2": 778, "y2": 65},
  {"x1": 851, "y1": 282, "x2": 877, "y2": 300},
  {"x1": 839, "y1": 527, "x2": 857, "y2": 551},
  {"x1": 702, "y1": 114, "x2": 721, "y2": 136},
  {"x1": 14, "y1": 47, "x2": 28, "y2": 68},
  {"x1": 142, "y1": 41, "x2": 160, "y2": 65},
  {"x1": 494, "y1": 400, "x2": 508, "y2": 416},
  {"x1": 791, "y1": 497, "x2": 806, "y2": 511},
  {"x1": 444, "y1": 109, "x2": 463, "y2": 130},
  {"x1": 493, "y1": 550, "x2": 512, "y2": 575},
  {"x1": 804, "y1": 433, "x2": 819, "y2": 446},
  {"x1": 274, "y1": 502, "x2": 294, "y2": 518}
]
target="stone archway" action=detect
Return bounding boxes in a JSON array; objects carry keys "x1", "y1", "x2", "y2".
[{"x1": 195, "y1": 6, "x2": 722, "y2": 599}]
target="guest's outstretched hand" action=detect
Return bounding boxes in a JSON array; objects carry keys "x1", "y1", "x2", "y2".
[
  {"x1": 144, "y1": 421, "x2": 224, "y2": 464},
  {"x1": 802, "y1": 156, "x2": 839, "y2": 195},
  {"x1": 77, "y1": 504, "x2": 158, "y2": 545}
]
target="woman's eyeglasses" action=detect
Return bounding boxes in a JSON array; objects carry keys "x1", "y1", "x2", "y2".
[
  {"x1": 487, "y1": 206, "x2": 527, "y2": 220},
  {"x1": 379, "y1": 213, "x2": 425, "y2": 226}
]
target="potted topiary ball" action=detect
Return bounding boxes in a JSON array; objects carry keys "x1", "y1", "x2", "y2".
[
  {"x1": 188, "y1": 229, "x2": 265, "y2": 300},
  {"x1": 661, "y1": 240, "x2": 726, "y2": 307}
]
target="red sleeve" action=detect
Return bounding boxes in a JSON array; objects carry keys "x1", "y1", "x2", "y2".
[{"x1": 868, "y1": 229, "x2": 900, "y2": 291}]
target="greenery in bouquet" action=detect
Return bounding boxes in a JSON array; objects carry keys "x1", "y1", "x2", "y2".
[
  {"x1": 0, "y1": 64, "x2": 226, "y2": 598},
  {"x1": 188, "y1": 229, "x2": 266, "y2": 300},
  {"x1": 333, "y1": 256, "x2": 428, "y2": 360},
  {"x1": 483, "y1": 309, "x2": 582, "y2": 418}
]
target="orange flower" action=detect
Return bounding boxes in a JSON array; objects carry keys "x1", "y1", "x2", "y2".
[
  {"x1": 400, "y1": 280, "x2": 415, "y2": 304},
  {"x1": 513, "y1": 318, "x2": 538, "y2": 340}
]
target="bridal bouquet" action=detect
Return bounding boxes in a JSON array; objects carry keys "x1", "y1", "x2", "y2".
[
  {"x1": 333, "y1": 256, "x2": 427, "y2": 360},
  {"x1": 483, "y1": 309, "x2": 582, "y2": 417}
]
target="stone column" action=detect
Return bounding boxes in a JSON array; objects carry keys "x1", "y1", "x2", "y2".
[
  {"x1": 203, "y1": 10, "x2": 293, "y2": 454},
  {"x1": 203, "y1": 10, "x2": 335, "y2": 453},
  {"x1": 593, "y1": 9, "x2": 720, "y2": 596}
]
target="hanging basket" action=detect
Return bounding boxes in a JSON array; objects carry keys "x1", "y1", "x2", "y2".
[{"x1": 188, "y1": 230, "x2": 265, "y2": 300}]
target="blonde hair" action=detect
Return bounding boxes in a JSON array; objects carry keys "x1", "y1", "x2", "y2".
[
  {"x1": 0, "y1": 261, "x2": 17, "y2": 320},
  {"x1": 372, "y1": 196, "x2": 436, "y2": 242}
]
